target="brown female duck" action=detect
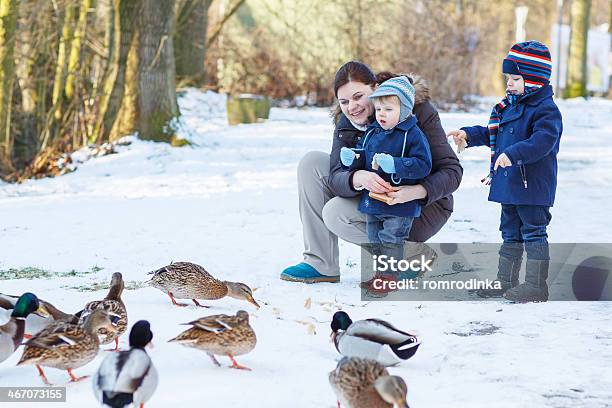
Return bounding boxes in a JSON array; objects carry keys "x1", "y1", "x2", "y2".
[
  {"x1": 169, "y1": 310, "x2": 256, "y2": 370},
  {"x1": 329, "y1": 357, "x2": 409, "y2": 408},
  {"x1": 18, "y1": 309, "x2": 115, "y2": 385},
  {"x1": 147, "y1": 262, "x2": 259, "y2": 309},
  {"x1": 77, "y1": 272, "x2": 127, "y2": 350}
]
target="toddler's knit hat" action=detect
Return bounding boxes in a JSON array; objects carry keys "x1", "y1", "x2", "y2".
[
  {"x1": 502, "y1": 41, "x2": 552, "y2": 89},
  {"x1": 368, "y1": 75, "x2": 415, "y2": 122}
]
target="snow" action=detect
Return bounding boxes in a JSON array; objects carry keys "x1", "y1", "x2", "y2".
[{"x1": 1, "y1": 89, "x2": 611, "y2": 407}]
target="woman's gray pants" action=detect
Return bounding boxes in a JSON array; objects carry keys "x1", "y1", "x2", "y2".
[{"x1": 298, "y1": 151, "x2": 368, "y2": 277}]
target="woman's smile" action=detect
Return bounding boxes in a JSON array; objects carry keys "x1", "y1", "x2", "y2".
[{"x1": 337, "y1": 81, "x2": 375, "y2": 125}]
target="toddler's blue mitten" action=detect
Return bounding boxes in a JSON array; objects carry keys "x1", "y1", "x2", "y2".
[
  {"x1": 376, "y1": 153, "x2": 396, "y2": 174},
  {"x1": 340, "y1": 147, "x2": 356, "y2": 167}
]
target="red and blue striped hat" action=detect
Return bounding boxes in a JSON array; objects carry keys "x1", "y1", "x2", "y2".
[{"x1": 502, "y1": 41, "x2": 552, "y2": 89}]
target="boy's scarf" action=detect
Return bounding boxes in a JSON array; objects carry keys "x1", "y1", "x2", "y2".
[{"x1": 482, "y1": 88, "x2": 537, "y2": 185}]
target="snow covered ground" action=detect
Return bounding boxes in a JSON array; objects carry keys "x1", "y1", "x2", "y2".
[{"x1": 1, "y1": 89, "x2": 611, "y2": 407}]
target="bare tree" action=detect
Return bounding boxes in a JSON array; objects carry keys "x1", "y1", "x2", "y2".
[
  {"x1": 565, "y1": 0, "x2": 591, "y2": 98},
  {"x1": 137, "y1": 0, "x2": 179, "y2": 142},
  {"x1": 93, "y1": 0, "x2": 140, "y2": 143},
  {"x1": 174, "y1": 0, "x2": 213, "y2": 87},
  {"x1": 0, "y1": 0, "x2": 18, "y2": 175}
]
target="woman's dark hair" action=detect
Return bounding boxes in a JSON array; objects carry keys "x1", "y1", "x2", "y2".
[
  {"x1": 333, "y1": 61, "x2": 377, "y2": 97},
  {"x1": 376, "y1": 71, "x2": 414, "y2": 85}
]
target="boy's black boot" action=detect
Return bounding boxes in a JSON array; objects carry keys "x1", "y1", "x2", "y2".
[
  {"x1": 504, "y1": 259, "x2": 549, "y2": 302},
  {"x1": 476, "y1": 254, "x2": 521, "y2": 298}
]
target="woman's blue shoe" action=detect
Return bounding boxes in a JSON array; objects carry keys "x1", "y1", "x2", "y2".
[{"x1": 280, "y1": 263, "x2": 340, "y2": 283}]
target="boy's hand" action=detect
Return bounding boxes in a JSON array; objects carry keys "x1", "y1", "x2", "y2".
[
  {"x1": 340, "y1": 147, "x2": 356, "y2": 167},
  {"x1": 374, "y1": 153, "x2": 396, "y2": 174},
  {"x1": 494, "y1": 153, "x2": 512, "y2": 170},
  {"x1": 447, "y1": 129, "x2": 467, "y2": 146}
]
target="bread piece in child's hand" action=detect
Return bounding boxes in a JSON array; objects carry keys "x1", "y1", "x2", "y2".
[
  {"x1": 369, "y1": 191, "x2": 394, "y2": 205},
  {"x1": 456, "y1": 137, "x2": 467, "y2": 153},
  {"x1": 371, "y1": 153, "x2": 380, "y2": 170}
]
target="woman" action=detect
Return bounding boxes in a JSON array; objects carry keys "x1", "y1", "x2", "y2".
[{"x1": 281, "y1": 61, "x2": 463, "y2": 283}]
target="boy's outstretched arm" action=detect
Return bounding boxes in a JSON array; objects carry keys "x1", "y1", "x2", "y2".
[
  {"x1": 461, "y1": 125, "x2": 490, "y2": 147},
  {"x1": 503, "y1": 105, "x2": 562, "y2": 165},
  {"x1": 392, "y1": 130, "x2": 433, "y2": 180}
]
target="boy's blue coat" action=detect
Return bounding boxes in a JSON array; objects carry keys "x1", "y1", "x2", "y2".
[
  {"x1": 349, "y1": 115, "x2": 432, "y2": 217},
  {"x1": 461, "y1": 85, "x2": 562, "y2": 206}
]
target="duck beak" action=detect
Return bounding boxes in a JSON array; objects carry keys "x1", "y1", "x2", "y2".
[
  {"x1": 35, "y1": 304, "x2": 51, "y2": 318},
  {"x1": 247, "y1": 295, "x2": 260, "y2": 309}
]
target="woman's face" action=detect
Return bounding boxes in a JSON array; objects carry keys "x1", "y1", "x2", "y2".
[{"x1": 336, "y1": 81, "x2": 375, "y2": 126}]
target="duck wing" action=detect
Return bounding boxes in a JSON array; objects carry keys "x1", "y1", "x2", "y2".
[
  {"x1": 26, "y1": 322, "x2": 87, "y2": 349},
  {"x1": 96, "y1": 349, "x2": 154, "y2": 393},
  {"x1": 81, "y1": 300, "x2": 124, "y2": 325},
  {"x1": 185, "y1": 314, "x2": 236, "y2": 333},
  {"x1": 346, "y1": 319, "x2": 415, "y2": 344},
  {"x1": 148, "y1": 262, "x2": 215, "y2": 279},
  {"x1": 0, "y1": 293, "x2": 18, "y2": 310}
]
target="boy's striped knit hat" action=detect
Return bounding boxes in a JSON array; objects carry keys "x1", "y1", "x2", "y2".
[
  {"x1": 502, "y1": 41, "x2": 552, "y2": 89},
  {"x1": 368, "y1": 75, "x2": 415, "y2": 122}
]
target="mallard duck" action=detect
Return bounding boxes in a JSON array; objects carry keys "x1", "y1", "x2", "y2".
[
  {"x1": 1, "y1": 293, "x2": 75, "y2": 337},
  {"x1": 77, "y1": 272, "x2": 127, "y2": 351},
  {"x1": 1, "y1": 293, "x2": 41, "y2": 363},
  {"x1": 93, "y1": 320, "x2": 158, "y2": 408},
  {"x1": 168, "y1": 310, "x2": 256, "y2": 370},
  {"x1": 329, "y1": 357, "x2": 409, "y2": 408},
  {"x1": 147, "y1": 262, "x2": 260, "y2": 309},
  {"x1": 17, "y1": 309, "x2": 115, "y2": 385},
  {"x1": 331, "y1": 311, "x2": 420, "y2": 367}
]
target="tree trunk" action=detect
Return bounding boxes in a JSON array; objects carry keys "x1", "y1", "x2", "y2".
[
  {"x1": 174, "y1": 0, "x2": 212, "y2": 87},
  {"x1": 93, "y1": 0, "x2": 140, "y2": 143},
  {"x1": 0, "y1": 0, "x2": 18, "y2": 175},
  {"x1": 65, "y1": 0, "x2": 92, "y2": 99},
  {"x1": 13, "y1": 0, "x2": 39, "y2": 169},
  {"x1": 110, "y1": 23, "x2": 139, "y2": 141},
  {"x1": 51, "y1": 1, "x2": 76, "y2": 121},
  {"x1": 137, "y1": 0, "x2": 179, "y2": 142},
  {"x1": 564, "y1": 0, "x2": 591, "y2": 98}
]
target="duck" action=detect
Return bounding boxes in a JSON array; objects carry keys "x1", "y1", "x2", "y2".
[
  {"x1": 330, "y1": 311, "x2": 420, "y2": 367},
  {"x1": 329, "y1": 357, "x2": 409, "y2": 408},
  {"x1": 77, "y1": 272, "x2": 127, "y2": 351},
  {"x1": 1, "y1": 293, "x2": 76, "y2": 337},
  {"x1": 168, "y1": 310, "x2": 256, "y2": 370},
  {"x1": 93, "y1": 320, "x2": 158, "y2": 408},
  {"x1": 17, "y1": 309, "x2": 115, "y2": 385},
  {"x1": 0, "y1": 293, "x2": 41, "y2": 364},
  {"x1": 147, "y1": 262, "x2": 260, "y2": 309}
]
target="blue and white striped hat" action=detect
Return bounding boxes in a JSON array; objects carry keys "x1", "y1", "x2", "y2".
[
  {"x1": 502, "y1": 41, "x2": 552, "y2": 89},
  {"x1": 368, "y1": 75, "x2": 415, "y2": 122}
]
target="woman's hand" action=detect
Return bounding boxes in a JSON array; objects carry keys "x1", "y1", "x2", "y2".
[
  {"x1": 385, "y1": 184, "x2": 428, "y2": 205},
  {"x1": 352, "y1": 170, "x2": 394, "y2": 193}
]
